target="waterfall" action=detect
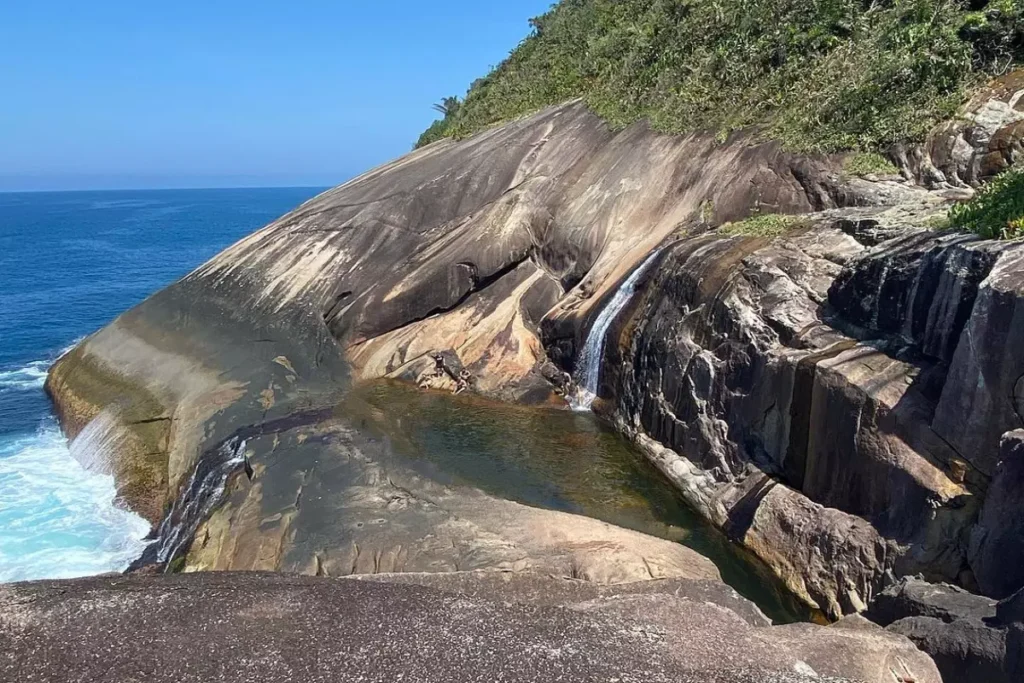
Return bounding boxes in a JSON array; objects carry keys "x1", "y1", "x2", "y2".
[
  {"x1": 68, "y1": 409, "x2": 127, "y2": 475},
  {"x1": 571, "y1": 249, "x2": 662, "y2": 411},
  {"x1": 133, "y1": 436, "x2": 248, "y2": 571}
]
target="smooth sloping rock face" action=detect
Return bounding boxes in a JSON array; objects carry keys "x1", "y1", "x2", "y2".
[
  {"x1": 0, "y1": 572, "x2": 941, "y2": 683},
  {"x1": 176, "y1": 413, "x2": 719, "y2": 585}
]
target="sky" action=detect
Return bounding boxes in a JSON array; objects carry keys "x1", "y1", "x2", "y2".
[{"x1": 0, "y1": 1, "x2": 553, "y2": 192}]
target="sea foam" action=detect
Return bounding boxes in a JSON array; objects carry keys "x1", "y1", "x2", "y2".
[
  {"x1": 0, "y1": 361, "x2": 50, "y2": 392},
  {"x1": 0, "y1": 345, "x2": 150, "y2": 582},
  {"x1": 0, "y1": 421, "x2": 151, "y2": 582}
]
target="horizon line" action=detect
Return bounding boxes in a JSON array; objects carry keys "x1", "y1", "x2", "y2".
[{"x1": 0, "y1": 184, "x2": 335, "y2": 195}]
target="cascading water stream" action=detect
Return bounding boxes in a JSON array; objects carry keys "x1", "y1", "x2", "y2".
[
  {"x1": 137, "y1": 436, "x2": 248, "y2": 571},
  {"x1": 570, "y1": 249, "x2": 662, "y2": 411}
]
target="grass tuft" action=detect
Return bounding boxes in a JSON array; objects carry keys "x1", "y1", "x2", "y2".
[
  {"x1": 844, "y1": 152, "x2": 900, "y2": 177},
  {"x1": 949, "y1": 167, "x2": 1024, "y2": 239}
]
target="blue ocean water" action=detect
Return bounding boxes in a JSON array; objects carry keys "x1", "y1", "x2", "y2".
[{"x1": 0, "y1": 187, "x2": 325, "y2": 581}]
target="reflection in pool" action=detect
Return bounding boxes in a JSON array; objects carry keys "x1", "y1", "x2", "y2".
[{"x1": 345, "y1": 381, "x2": 812, "y2": 624}]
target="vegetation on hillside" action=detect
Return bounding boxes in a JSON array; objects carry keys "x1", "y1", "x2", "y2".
[
  {"x1": 949, "y1": 167, "x2": 1024, "y2": 239},
  {"x1": 416, "y1": 0, "x2": 1023, "y2": 152},
  {"x1": 418, "y1": 97, "x2": 463, "y2": 147}
]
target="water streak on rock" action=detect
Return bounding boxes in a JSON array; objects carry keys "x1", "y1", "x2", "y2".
[{"x1": 147, "y1": 437, "x2": 248, "y2": 570}]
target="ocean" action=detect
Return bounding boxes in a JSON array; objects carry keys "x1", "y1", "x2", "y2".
[{"x1": 0, "y1": 187, "x2": 325, "y2": 582}]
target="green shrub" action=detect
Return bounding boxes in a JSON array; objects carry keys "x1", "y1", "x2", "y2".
[
  {"x1": 925, "y1": 213, "x2": 953, "y2": 230},
  {"x1": 417, "y1": 0, "x2": 1023, "y2": 152},
  {"x1": 415, "y1": 97, "x2": 462, "y2": 149},
  {"x1": 843, "y1": 152, "x2": 900, "y2": 177},
  {"x1": 416, "y1": 119, "x2": 453, "y2": 149},
  {"x1": 720, "y1": 213, "x2": 806, "y2": 238},
  {"x1": 949, "y1": 167, "x2": 1024, "y2": 239}
]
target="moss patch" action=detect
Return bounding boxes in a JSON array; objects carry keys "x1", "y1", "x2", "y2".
[{"x1": 720, "y1": 214, "x2": 807, "y2": 238}]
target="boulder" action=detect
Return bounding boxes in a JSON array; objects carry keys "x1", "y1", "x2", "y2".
[
  {"x1": 866, "y1": 577, "x2": 997, "y2": 626},
  {"x1": 888, "y1": 616, "x2": 1010, "y2": 683},
  {"x1": 901, "y1": 69, "x2": 1024, "y2": 187},
  {"x1": 866, "y1": 577, "x2": 1024, "y2": 683}
]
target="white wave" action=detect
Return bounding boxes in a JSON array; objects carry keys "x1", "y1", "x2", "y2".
[
  {"x1": 0, "y1": 361, "x2": 50, "y2": 392},
  {"x1": 0, "y1": 338, "x2": 83, "y2": 393},
  {"x1": 0, "y1": 421, "x2": 152, "y2": 582},
  {"x1": 57, "y1": 337, "x2": 84, "y2": 358}
]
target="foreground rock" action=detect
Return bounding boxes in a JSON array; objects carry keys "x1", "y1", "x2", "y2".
[
  {"x1": 865, "y1": 577, "x2": 1024, "y2": 682},
  {"x1": 0, "y1": 572, "x2": 941, "y2": 683}
]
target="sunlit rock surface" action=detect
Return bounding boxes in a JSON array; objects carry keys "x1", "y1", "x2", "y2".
[{"x1": 0, "y1": 572, "x2": 942, "y2": 683}]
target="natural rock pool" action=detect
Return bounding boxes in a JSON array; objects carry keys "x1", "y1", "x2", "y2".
[{"x1": 344, "y1": 381, "x2": 812, "y2": 624}]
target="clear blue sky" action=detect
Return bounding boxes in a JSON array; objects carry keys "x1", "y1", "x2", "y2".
[{"x1": 0, "y1": 1, "x2": 552, "y2": 192}]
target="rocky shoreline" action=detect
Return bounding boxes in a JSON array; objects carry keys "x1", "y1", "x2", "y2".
[{"x1": 25, "y1": 71, "x2": 1024, "y2": 681}]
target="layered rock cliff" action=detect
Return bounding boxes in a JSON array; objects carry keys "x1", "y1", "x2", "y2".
[{"x1": 46, "y1": 72, "x2": 1024, "y2": 633}]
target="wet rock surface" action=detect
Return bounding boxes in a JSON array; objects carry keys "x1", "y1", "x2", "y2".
[{"x1": 0, "y1": 572, "x2": 940, "y2": 683}]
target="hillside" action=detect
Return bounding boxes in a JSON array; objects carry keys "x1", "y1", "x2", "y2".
[{"x1": 418, "y1": 0, "x2": 1023, "y2": 152}]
